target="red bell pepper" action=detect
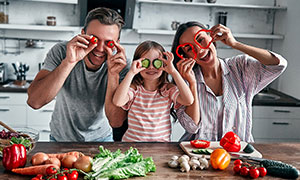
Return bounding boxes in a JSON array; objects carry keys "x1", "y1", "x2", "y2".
[
  {"x1": 220, "y1": 131, "x2": 241, "y2": 152},
  {"x1": 190, "y1": 139, "x2": 210, "y2": 148},
  {"x1": 2, "y1": 144, "x2": 27, "y2": 170}
]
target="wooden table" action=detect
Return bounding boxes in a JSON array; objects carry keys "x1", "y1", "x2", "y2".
[{"x1": 1, "y1": 142, "x2": 300, "y2": 179}]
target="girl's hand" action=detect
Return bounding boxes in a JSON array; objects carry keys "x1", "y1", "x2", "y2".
[
  {"x1": 176, "y1": 58, "x2": 196, "y2": 84},
  {"x1": 129, "y1": 58, "x2": 146, "y2": 75},
  {"x1": 66, "y1": 34, "x2": 97, "y2": 64},
  {"x1": 210, "y1": 24, "x2": 237, "y2": 48},
  {"x1": 161, "y1": 51, "x2": 176, "y2": 74}
]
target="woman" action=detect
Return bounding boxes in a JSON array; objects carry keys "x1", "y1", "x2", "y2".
[{"x1": 171, "y1": 21, "x2": 287, "y2": 142}]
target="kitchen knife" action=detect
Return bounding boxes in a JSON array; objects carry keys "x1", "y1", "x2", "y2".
[{"x1": 231, "y1": 153, "x2": 299, "y2": 179}]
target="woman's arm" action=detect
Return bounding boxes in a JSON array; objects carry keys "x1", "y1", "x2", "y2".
[{"x1": 211, "y1": 24, "x2": 280, "y2": 65}]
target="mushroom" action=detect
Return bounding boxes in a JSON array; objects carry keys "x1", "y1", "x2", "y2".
[
  {"x1": 168, "y1": 159, "x2": 179, "y2": 168},
  {"x1": 178, "y1": 155, "x2": 189, "y2": 164},
  {"x1": 180, "y1": 161, "x2": 190, "y2": 172},
  {"x1": 171, "y1": 155, "x2": 179, "y2": 161},
  {"x1": 189, "y1": 158, "x2": 200, "y2": 170},
  {"x1": 198, "y1": 156, "x2": 209, "y2": 170}
]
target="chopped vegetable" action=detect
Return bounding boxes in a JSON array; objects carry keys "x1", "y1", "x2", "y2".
[
  {"x1": 210, "y1": 148, "x2": 231, "y2": 170},
  {"x1": 243, "y1": 143, "x2": 255, "y2": 153},
  {"x1": 107, "y1": 40, "x2": 114, "y2": 48},
  {"x1": 220, "y1": 131, "x2": 241, "y2": 152},
  {"x1": 190, "y1": 139, "x2": 210, "y2": 149},
  {"x1": 153, "y1": 59, "x2": 163, "y2": 69},
  {"x1": 141, "y1": 59, "x2": 150, "y2": 68},
  {"x1": 90, "y1": 36, "x2": 98, "y2": 44},
  {"x1": 192, "y1": 148, "x2": 213, "y2": 155}
]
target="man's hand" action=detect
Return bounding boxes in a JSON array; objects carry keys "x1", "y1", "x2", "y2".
[
  {"x1": 66, "y1": 34, "x2": 97, "y2": 64},
  {"x1": 105, "y1": 41, "x2": 127, "y2": 76}
]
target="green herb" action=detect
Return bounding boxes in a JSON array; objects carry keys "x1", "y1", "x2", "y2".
[{"x1": 10, "y1": 137, "x2": 32, "y2": 149}]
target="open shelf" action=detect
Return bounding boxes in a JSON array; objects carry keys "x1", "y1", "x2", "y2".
[
  {"x1": 137, "y1": 0, "x2": 287, "y2": 10},
  {"x1": 0, "y1": 24, "x2": 81, "y2": 32},
  {"x1": 134, "y1": 29, "x2": 284, "y2": 40}
]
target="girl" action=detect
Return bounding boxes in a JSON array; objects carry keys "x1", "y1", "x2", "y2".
[{"x1": 113, "y1": 40, "x2": 194, "y2": 142}]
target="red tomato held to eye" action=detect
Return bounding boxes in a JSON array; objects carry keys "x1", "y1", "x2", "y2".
[
  {"x1": 249, "y1": 168, "x2": 260, "y2": 179},
  {"x1": 90, "y1": 36, "x2": 98, "y2": 44},
  {"x1": 190, "y1": 139, "x2": 210, "y2": 148},
  {"x1": 258, "y1": 167, "x2": 267, "y2": 177},
  {"x1": 57, "y1": 174, "x2": 68, "y2": 180},
  {"x1": 107, "y1": 40, "x2": 115, "y2": 48},
  {"x1": 46, "y1": 166, "x2": 58, "y2": 175},
  {"x1": 67, "y1": 170, "x2": 79, "y2": 180}
]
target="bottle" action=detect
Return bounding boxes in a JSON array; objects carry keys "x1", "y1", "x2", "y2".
[
  {"x1": 218, "y1": 11, "x2": 227, "y2": 26},
  {"x1": 0, "y1": 1, "x2": 9, "y2": 24}
]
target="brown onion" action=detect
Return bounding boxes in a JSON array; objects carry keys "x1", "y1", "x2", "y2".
[
  {"x1": 73, "y1": 155, "x2": 92, "y2": 172},
  {"x1": 61, "y1": 154, "x2": 78, "y2": 168},
  {"x1": 31, "y1": 152, "x2": 49, "y2": 165},
  {"x1": 45, "y1": 157, "x2": 61, "y2": 167}
]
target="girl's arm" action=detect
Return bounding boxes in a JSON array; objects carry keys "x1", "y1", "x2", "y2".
[
  {"x1": 176, "y1": 58, "x2": 200, "y2": 125},
  {"x1": 211, "y1": 24, "x2": 279, "y2": 65},
  {"x1": 162, "y1": 52, "x2": 194, "y2": 106},
  {"x1": 113, "y1": 59, "x2": 144, "y2": 107}
]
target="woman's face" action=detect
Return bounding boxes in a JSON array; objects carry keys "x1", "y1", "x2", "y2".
[
  {"x1": 139, "y1": 49, "x2": 163, "y2": 81},
  {"x1": 179, "y1": 26, "x2": 217, "y2": 66}
]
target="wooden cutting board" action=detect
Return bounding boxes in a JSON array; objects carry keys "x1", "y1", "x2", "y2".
[{"x1": 180, "y1": 141, "x2": 262, "y2": 159}]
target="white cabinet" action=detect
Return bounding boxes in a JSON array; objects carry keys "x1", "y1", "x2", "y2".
[
  {"x1": 171, "y1": 120, "x2": 185, "y2": 142},
  {"x1": 252, "y1": 106, "x2": 300, "y2": 142}
]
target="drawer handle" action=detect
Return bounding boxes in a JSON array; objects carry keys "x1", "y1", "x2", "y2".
[
  {"x1": 0, "y1": 109, "x2": 10, "y2": 112},
  {"x1": 274, "y1": 110, "x2": 291, "y2": 113},
  {"x1": 273, "y1": 122, "x2": 289, "y2": 125},
  {"x1": 41, "y1": 110, "x2": 54, "y2": 113},
  {"x1": 0, "y1": 96, "x2": 10, "y2": 99}
]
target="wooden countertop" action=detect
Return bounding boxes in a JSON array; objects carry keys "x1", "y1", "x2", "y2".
[{"x1": 1, "y1": 142, "x2": 300, "y2": 179}]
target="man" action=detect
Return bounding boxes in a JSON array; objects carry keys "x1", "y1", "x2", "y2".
[{"x1": 27, "y1": 7, "x2": 129, "y2": 141}]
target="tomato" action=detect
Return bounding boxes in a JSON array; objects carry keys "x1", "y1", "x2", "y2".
[
  {"x1": 240, "y1": 166, "x2": 249, "y2": 176},
  {"x1": 190, "y1": 139, "x2": 210, "y2": 148},
  {"x1": 49, "y1": 178, "x2": 57, "y2": 180},
  {"x1": 36, "y1": 174, "x2": 43, "y2": 179},
  {"x1": 233, "y1": 165, "x2": 241, "y2": 174},
  {"x1": 249, "y1": 168, "x2": 260, "y2": 179},
  {"x1": 90, "y1": 36, "x2": 98, "y2": 44},
  {"x1": 46, "y1": 166, "x2": 58, "y2": 175},
  {"x1": 68, "y1": 170, "x2": 79, "y2": 180},
  {"x1": 234, "y1": 159, "x2": 243, "y2": 166},
  {"x1": 258, "y1": 167, "x2": 267, "y2": 177},
  {"x1": 107, "y1": 40, "x2": 115, "y2": 48},
  {"x1": 32, "y1": 178, "x2": 40, "y2": 180},
  {"x1": 57, "y1": 174, "x2": 68, "y2": 180}
]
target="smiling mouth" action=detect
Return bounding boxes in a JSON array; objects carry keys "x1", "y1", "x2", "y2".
[
  {"x1": 92, "y1": 51, "x2": 105, "y2": 58},
  {"x1": 199, "y1": 51, "x2": 210, "y2": 61},
  {"x1": 146, "y1": 71, "x2": 158, "y2": 75}
]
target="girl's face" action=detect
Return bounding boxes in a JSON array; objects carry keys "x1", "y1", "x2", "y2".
[
  {"x1": 139, "y1": 49, "x2": 163, "y2": 81},
  {"x1": 179, "y1": 26, "x2": 217, "y2": 66}
]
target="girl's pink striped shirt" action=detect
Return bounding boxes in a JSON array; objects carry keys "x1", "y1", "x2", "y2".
[{"x1": 122, "y1": 84, "x2": 181, "y2": 142}]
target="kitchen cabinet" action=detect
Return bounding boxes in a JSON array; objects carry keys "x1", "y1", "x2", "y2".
[
  {"x1": 18, "y1": 0, "x2": 78, "y2": 4},
  {"x1": 134, "y1": 0, "x2": 287, "y2": 41},
  {"x1": 0, "y1": 92, "x2": 55, "y2": 142},
  {"x1": 252, "y1": 106, "x2": 300, "y2": 142}
]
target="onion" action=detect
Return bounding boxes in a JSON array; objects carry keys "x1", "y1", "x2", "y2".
[
  {"x1": 31, "y1": 152, "x2": 49, "y2": 165},
  {"x1": 74, "y1": 155, "x2": 92, "y2": 172},
  {"x1": 45, "y1": 157, "x2": 61, "y2": 168},
  {"x1": 61, "y1": 154, "x2": 78, "y2": 168}
]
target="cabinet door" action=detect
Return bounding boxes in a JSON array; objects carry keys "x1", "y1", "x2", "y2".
[
  {"x1": 0, "y1": 93, "x2": 27, "y2": 105},
  {"x1": 27, "y1": 100, "x2": 55, "y2": 127},
  {"x1": 171, "y1": 120, "x2": 185, "y2": 142},
  {"x1": 253, "y1": 106, "x2": 300, "y2": 119},
  {"x1": 0, "y1": 105, "x2": 27, "y2": 127}
]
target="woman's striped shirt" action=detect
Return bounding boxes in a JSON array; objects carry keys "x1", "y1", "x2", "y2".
[{"x1": 122, "y1": 84, "x2": 180, "y2": 142}]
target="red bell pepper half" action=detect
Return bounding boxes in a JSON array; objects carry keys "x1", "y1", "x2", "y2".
[
  {"x1": 220, "y1": 131, "x2": 241, "y2": 152},
  {"x1": 2, "y1": 144, "x2": 27, "y2": 170},
  {"x1": 190, "y1": 139, "x2": 210, "y2": 149}
]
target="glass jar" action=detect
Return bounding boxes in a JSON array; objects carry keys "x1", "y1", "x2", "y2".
[
  {"x1": 47, "y1": 16, "x2": 56, "y2": 26},
  {"x1": 0, "y1": 1, "x2": 9, "y2": 24}
]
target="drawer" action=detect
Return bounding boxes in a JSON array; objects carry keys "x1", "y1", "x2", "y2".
[
  {"x1": 0, "y1": 93, "x2": 27, "y2": 105},
  {"x1": 27, "y1": 102, "x2": 54, "y2": 126},
  {"x1": 252, "y1": 118, "x2": 300, "y2": 139},
  {"x1": 253, "y1": 106, "x2": 300, "y2": 119},
  {"x1": 0, "y1": 105, "x2": 27, "y2": 127}
]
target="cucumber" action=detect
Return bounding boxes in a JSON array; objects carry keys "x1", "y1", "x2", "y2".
[
  {"x1": 141, "y1": 59, "x2": 150, "y2": 68},
  {"x1": 243, "y1": 143, "x2": 255, "y2": 153},
  {"x1": 192, "y1": 148, "x2": 213, "y2": 155},
  {"x1": 266, "y1": 166, "x2": 299, "y2": 179},
  {"x1": 153, "y1": 59, "x2": 163, "y2": 69}
]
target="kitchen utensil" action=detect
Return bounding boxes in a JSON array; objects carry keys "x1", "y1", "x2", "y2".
[
  {"x1": 171, "y1": 21, "x2": 180, "y2": 30},
  {"x1": 179, "y1": 141, "x2": 262, "y2": 159}
]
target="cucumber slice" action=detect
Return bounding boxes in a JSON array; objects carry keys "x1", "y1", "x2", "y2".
[
  {"x1": 243, "y1": 143, "x2": 255, "y2": 153},
  {"x1": 192, "y1": 148, "x2": 213, "y2": 155},
  {"x1": 153, "y1": 59, "x2": 163, "y2": 69},
  {"x1": 141, "y1": 59, "x2": 150, "y2": 68}
]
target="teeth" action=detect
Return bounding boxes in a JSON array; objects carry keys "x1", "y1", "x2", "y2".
[{"x1": 92, "y1": 51, "x2": 103, "y2": 57}]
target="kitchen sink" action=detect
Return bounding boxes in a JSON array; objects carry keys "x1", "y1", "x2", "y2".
[{"x1": 254, "y1": 93, "x2": 280, "y2": 101}]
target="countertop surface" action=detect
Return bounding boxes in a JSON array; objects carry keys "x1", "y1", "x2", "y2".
[{"x1": 1, "y1": 142, "x2": 300, "y2": 179}]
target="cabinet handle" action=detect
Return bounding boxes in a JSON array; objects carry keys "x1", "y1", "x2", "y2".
[
  {"x1": 274, "y1": 110, "x2": 291, "y2": 113},
  {"x1": 41, "y1": 110, "x2": 54, "y2": 113},
  {"x1": 0, "y1": 96, "x2": 10, "y2": 99},
  {"x1": 0, "y1": 109, "x2": 10, "y2": 112},
  {"x1": 272, "y1": 122, "x2": 289, "y2": 125}
]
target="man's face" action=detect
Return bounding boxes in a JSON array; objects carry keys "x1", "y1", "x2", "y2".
[{"x1": 83, "y1": 19, "x2": 120, "y2": 69}]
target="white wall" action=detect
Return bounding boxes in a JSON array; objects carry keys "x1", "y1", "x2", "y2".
[{"x1": 273, "y1": 0, "x2": 300, "y2": 99}]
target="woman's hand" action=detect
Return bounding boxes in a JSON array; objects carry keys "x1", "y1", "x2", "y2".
[
  {"x1": 66, "y1": 34, "x2": 97, "y2": 64},
  {"x1": 210, "y1": 24, "x2": 237, "y2": 48},
  {"x1": 161, "y1": 51, "x2": 176, "y2": 75},
  {"x1": 176, "y1": 58, "x2": 196, "y2": 85}
]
